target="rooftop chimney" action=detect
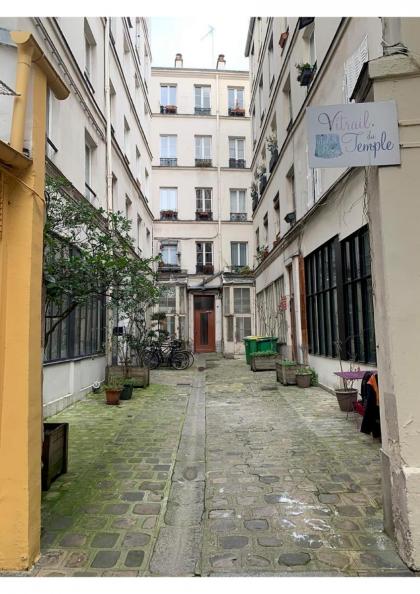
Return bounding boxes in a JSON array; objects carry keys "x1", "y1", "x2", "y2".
[
  {"x1": 216, "y1": 54, "x2": 226, "y2": 70},
  {"x1": 175, "y1": 53, "x2": 183, "y2": 68}
]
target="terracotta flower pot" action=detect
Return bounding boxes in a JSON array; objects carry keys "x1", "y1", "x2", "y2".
[
  {"x1": 105, "y1": 388, "x2": 121, "y2": 405},
  {"x1": 335, "y1": 389, "x2": 358, "y2": 412}
]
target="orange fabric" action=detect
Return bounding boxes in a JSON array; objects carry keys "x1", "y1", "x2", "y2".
[{"x1": 367, "y1": 374, "x2": 379, "y2": 405}]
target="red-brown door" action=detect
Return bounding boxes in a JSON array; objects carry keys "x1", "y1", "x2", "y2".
[{"x1": 194, "y1": 295, "x2": 215, "y2": 353}]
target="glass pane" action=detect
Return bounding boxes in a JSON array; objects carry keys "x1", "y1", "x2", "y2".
[
  {"x1": 228, "y1": 88, "x2": 234, "y2": 108},
  {"x1": 227, "y1": 316, "x2": 234, "y2": 341},
  {"x1": 203, "y1": 86, "x2": 210, "y2": 108},
  {"x1": 231, "y1": 243, "x2": 238, "y2": 266},
  {"x1": 239, "y1": 243, "x2": 247, "y2": 265},
  {"x1": 230, "y1": 190, "x2": 236, "y2": 211},
  {"x1": 238, "y1": 190, "x2": 246, "y2": 212}
]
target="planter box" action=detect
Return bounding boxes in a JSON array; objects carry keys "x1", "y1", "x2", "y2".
[
  {"x1": 120, "y1": 385, "x2": 134, "y2": 400},
  {"x1": 251, "y1": 355, "x2": 279, "y2": 371},
  {"x1": 296, "y1": 373, "x2": 311, "y2": 388},
  {"x1": 42, "y1": 423, "x2": 69, "y2": 491},
  {"x1": 276, "y1": 361, "x2": 298, "y2": 385},
  {"x1": 106, "y1": 365, "x2": 150, "y2": 388}
]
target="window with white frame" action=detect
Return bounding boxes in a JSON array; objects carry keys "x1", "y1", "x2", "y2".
[
  {"x1": 160, "y1": 187, "x2": 177, "y2": 211},
  {"x1": 235, "y1": 316, "x2": 252, "y2": 342},
  {"x1": 160, "y1": 85, "x2": 177, "y2": 107},
  {"x1": 229, "y1": 137, "x2": 245, "y2": 163},
  {"x1": 160, "y1": 135, "x2": 177, "y2": 165},
  {"x1": 195, "y1": 136, "x2": 211, "y2": 159},
  {"x1": 230, "y1": 189, "x2": 246, "y2": 214},
  {"x1": 84, "y1": 131, "x2": 96, "y2": 201},
  {"x1": 123, "y1": 117, "x2": 130, "y2": 162},
  {"x1": 196, "y1": 242, "x2": 213, "y2": 265},
  {"x1": 228, "y1": 87, "x2": 244, "y2": 110},
  {"x1": 161, "y1": 242, "x2": 178, "y2": 265},
  {"x1": 231, "y1": 242, "x2": 248, "y2": 268},
  {"x1": 194, "y1": 85, "x2": 211, "y2": 113},
  {"x1": 84, "y1": 19, "x2": 95, "y2": 86},
  {"x1": 343, "y1": 36, "x2": 369, "y2": 103},
  {"x1": 268, "y1": 33, "x2": 274, "y2": 88},
  {"x1": 234, "y1": 287, "x2": 251, "y2": 313},
  {"x1": 196, "y1": 188, "x2": 212, "y2": 212},
  {"x1": 159, "y1": 285, "x2": 176, "y2": 312}
]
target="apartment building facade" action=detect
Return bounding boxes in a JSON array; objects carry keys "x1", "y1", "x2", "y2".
[
  {"x1": 151, "y1": 58, "x2": 254, "y2": 354},
  {"x1": 246, "y1": 16, "x2": 420, "y2": 569},
  {"x1": 0, "y1": 17, "x2": 154, "y2": 416},
  {"x1": 246, "y1": 17, "x2": 383, "y2": 388}
]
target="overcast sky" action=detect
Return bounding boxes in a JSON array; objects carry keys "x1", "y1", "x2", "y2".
[{"x1": 150, "y1": 17, "x2": 250, "y2": 71}]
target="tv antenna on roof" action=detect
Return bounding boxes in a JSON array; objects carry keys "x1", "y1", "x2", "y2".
[{"x1": 201, "y1": 25, "x2": 215, "y2": 67}]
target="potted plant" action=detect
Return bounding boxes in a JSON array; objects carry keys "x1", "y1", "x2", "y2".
[
  {"x1": 295, "y1": 366, "x2": 312, "y2": 388},
  {"x1": 120, "y1": 378, "x2": 137, "y2": 400},
  {"x1": 256, "y1": 245, "x2": 269, "y2": 265},
  {"x1": 257, "y1": 163, "x2": 267, "y2": 195},
  {"x1": 266, "y1": 133, "x2": 279, "y2": 172},
  {"x1": 276, "y1": 359, "x2": 298, "y2": 385},
  {"x1": 334, "y1": 338, "x2": 360, "y2": 412},
  {"x1": 250, "y1": 350, "x2": 279, "y2": 371},
  {"x1": 103, "y1": 377, "x2": 123, "y2": 405},
  {"x1": 296, "y1": 62, "x2": 315, "y2": 86}
]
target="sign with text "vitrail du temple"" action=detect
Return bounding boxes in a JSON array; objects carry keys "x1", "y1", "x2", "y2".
[{"x1": 306, "y1": 101, "x2": 400, "y2": 168}]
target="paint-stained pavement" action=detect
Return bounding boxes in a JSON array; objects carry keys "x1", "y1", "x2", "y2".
[{"x1": 25, "y1": 356, "x2": 415, "y2": 576}]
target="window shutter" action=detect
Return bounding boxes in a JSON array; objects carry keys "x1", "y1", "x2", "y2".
[{"x1": 343, "y1": 36, "x2": 369, "y2": 103}]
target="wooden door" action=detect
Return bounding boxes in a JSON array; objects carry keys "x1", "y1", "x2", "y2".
[
  {"x1": 194, "y1": 295, "x2": 215, "y2": 353},
  {"x1": 287, "y1": 264, "x2": 298, "y2": 362}
]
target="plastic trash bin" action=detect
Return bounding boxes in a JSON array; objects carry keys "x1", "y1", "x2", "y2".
[{"x1": 243, "y1": 336, "x2": 277, "y2": 364}]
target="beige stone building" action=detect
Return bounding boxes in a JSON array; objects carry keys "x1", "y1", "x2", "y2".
[
  {"x1": 246, "y1": 15, "x2": 420, "y2": 570},
  {"x1": 150, "y1": 57, "x2": 254, "y2": 354},
  {"x1": 0, "y1": 17, "x2": 154, "y2": 415}
]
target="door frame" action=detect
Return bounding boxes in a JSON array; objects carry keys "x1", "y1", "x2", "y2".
[{"x1": 193, "y1": 293, "x2": 216, "y2": 353}]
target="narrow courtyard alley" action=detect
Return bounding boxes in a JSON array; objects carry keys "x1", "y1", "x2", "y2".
[{"x1": 31, "y1": 357, "x2": 413, "y2": 577}]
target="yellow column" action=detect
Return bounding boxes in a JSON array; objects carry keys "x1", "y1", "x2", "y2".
[{"x1": 0, "y1": 63, "x2": 46, "y2": 570}]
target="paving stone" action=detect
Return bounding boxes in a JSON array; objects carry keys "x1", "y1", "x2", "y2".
[
  {"x1": 36, "y1": 550, "x2": 66, "y2": 567},
  {"x1": 208, "y1": 509, "x2": 236, "y2": 519},
  {"x1": 244, "y1": 519, "x2": 269, "y2": 531},
  {"x1": 121, "y1": 492, "x2": 145, "y2": 502},
  {"x1": 209, "y1": 519, "x2": 237, "y2": 533},
  {"x1": 317, "y1": 550, "x2": 351, "y2": 570},
  {"x1": 336, "y1": 505, "x2": 362, "y2": 517},
  {"x1": 278, "y1": 552, "x2": 311, "y2": 566},
  {"x1": 154, "y1": 464, "x2": 171, "y2": 471},
  {"x1": 59, "y1": 533, "x2": 87, "y2": 547},
  {"x1": 132, "y1": 503, "x2": 161, "y2": 515},
  {"x1": 220, "y1": 536, "x2": 249, "y2": 549},
  {"x1": 125, "y1": 550, "x2": 145, "y2": 568},
  {"x1": 259, "y1": 475, "x2": 280, "y2": 484},
  {"x1": 111, "y1": 517, "x2": 138, "y2": 529},
  {"x1": 122, "y1": 532, "x2": 151, "y2": 547},
  {"x1": 139, "y1": 481, "x2": 165, "y2": 491},
  {"x1": 64, "y1": 552, "x2": 90, "y2": 568},
  {"x1": 142, "y1": 517, "x2": 157, "y2": 529},
  {"x1": 90, "y1": 532, "x2": 119, "y2": 548},
  {"x1": 91, "y1": 550, "x2": 120, "y2": 568},
  {"x1": 318, "y1": 493, "x2": 340, "y2": 504},
  {"x1": 210, "y1": 553, "x2": 239, "y2": 569},
  {"x1": 103, "y1": 503, "x2": 129, "y2": 515},
  {"x1": 246, "y1": 555, "x2": 271, "y2": 567},
  {"x1": 49, "y1": 516, "x2": 74, "y2": 530},
  {"x1": 357, "y1": 551, "x2": 408, "y2": 570},
  {"x1": 258, "y1": 537, "x2": 283, "y2": 547}
]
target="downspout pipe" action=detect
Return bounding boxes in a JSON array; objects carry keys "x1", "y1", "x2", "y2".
[
  {"x1": 10, "y1": 38, "x2": 34, "y2": 152},
  {"x1": 105, "y1": 18, "x2": 113, "y2": 213}
]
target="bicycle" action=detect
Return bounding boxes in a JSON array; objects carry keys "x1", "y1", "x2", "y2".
[{"x1": 143, "y1": 339, "x2": 191, "y2": 370}]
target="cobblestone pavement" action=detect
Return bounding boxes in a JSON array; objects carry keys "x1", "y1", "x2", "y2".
[{"x1": 20, "y1": 356, "x2": 415, "y2": 576}]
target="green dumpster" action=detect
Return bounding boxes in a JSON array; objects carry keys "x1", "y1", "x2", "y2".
[{"x1": 243, "y1": 336, "x2": 278, "y2": 364}]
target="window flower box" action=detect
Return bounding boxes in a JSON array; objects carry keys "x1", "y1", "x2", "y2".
[
  {"x1": 196, "y1": 210, "x2": 213, "y2": 221},
  {"x1": 228, "y1": 107, "x2": 245, "y2": 117},
  {"x1": 160, "y1": 105, "x2": 177, "y2": 114},
  {"x1": 296, "y1": 63, "x2": 316, "y2": 87},
  {"x1": 160, "y1": 209, "x2": 178, "y2": 221}
]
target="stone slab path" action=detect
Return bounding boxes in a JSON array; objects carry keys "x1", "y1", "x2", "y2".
[{"x1": 22, "y1": 356, "x2": 415, "y2": 576}]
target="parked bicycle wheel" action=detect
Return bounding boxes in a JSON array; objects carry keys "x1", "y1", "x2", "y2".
[
  {"x1": 143, "y1": 348, "x2": 161, "y2": 369},
  {"x1": 186, "y1": 351, "x2": 195, "y2": 367},
  {"x1": 170, "y1": 351, "x2": 190, "y2": 370}
]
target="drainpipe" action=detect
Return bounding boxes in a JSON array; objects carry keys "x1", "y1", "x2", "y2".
[
  {"x1": 105, "y1": 18, "x2": 113, "y2": 213},
  {"x1": 10, "y1": 37, "x2": 34, "y2": 152},
  {"x1": 216, "y1": 71, "x2": 222, "y2": 273},
  {"x1": 104, "y1": 18, "x2": 114, "y2": 367}
]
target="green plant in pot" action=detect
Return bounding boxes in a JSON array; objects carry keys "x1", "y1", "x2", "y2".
[
  {"x1": 103, "y1": 378, "x2": 123, "y2": 405},
  {"x1": 295, "y1": 367, "x2": 312, "y2": 388},
  {"x1": 120, "y1": 378, "x2": 137, "y2": 400}
]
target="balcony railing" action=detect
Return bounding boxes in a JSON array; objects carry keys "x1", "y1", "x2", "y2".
[
  {"x1": 160, "y1": 210, "x2": 178, "y2": 221},
  {"x1": 225, "y1": 265, "x2": 252, "y2": 274},
  {"x1": 194, "y1": 107, "x2": 211, "y2": 115},
  {"x1": 195, "y1": 158, "x2": 212, "y2": 167},
  {"x1": 229, "y1": 158, "x2": 246, "y2": 169},
  {"x1": 196, "y1": 210, "x2": 213, "y2": 221},
  {"x1": 160, "y1": 105, "x2": 177, "y2": 114},
  {"x1": 160, "y1": 158, "x2": 177, "y2": 167},
  {"x1": 196, "y1": 263, "x2": 214, "y2": 275},
  {"x1": 230, "y1": 212, "x2": 247, "y2": 222},
  {"x1": 158, "y1": 262, "x2": 181, "y2": 273},
  {"x1": 228, "y1": 107, "x2": 245, "y2": 117}
]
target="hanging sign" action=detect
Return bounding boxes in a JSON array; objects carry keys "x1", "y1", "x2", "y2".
[{"x1": 306, "y1": 101, "x2": 400, "y2": 168}]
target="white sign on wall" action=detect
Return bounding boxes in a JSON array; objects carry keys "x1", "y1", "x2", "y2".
[{"x1": 306, "y1": 101, "x2": 400, "y2": 168}]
